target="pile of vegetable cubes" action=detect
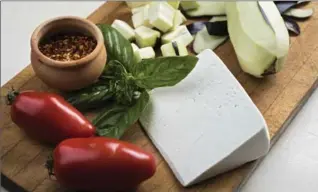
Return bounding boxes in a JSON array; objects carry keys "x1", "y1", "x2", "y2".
[{"x1": 111, "y1": 1, "x2": 196, "y2": 61}]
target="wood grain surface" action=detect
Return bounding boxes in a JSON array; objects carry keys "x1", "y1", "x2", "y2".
[{"x1": 1, "y1": 1, "x2": 318, "y2": 192}]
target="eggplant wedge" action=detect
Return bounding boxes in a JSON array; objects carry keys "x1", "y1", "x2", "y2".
[{"x1": 226, "y1": 1, "x2": 289, "y2": 77}]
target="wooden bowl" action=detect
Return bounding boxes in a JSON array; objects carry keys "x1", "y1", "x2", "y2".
[{"x1": 30, "y1": 16, "x2": 106, "y2": 91}]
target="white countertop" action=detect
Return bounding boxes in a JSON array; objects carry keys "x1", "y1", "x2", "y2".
[{"x1": 1, "y1": 1, "x2": 318, "y2": 192}]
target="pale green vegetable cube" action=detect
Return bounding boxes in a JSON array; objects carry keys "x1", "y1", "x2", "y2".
[
  {"x1": 132, "y1": 4, "x2": 149, "y2": 14},
  {"x1": 161, "y1": 43, "x2": 176, "y2": 57},
  {"x1": 132, "y1": 5, "x2": 152, "y2": 28},
  {"x1": 111, "y1": 19, "x2": 135, "y2": 41},
  {"x1": 126, "y1": 1, "x2": 149, "y2": 8},
  {"x1": 161, "y1": 41, "x2": 188, "y2": 57},
  {"x1": 175, "y1": 41, "x2": 188, "y2": 56},
  {"x1": 180, "y1": 1, "x2": 199, "y2": 10},
  {"x1": 132, "y1": 11, "x2": 144, "y2": 28},
  {"x1": 131, "y1": 43, "x2": 142, "y2": 63},
  {"x1": 148, "y1": 2, "x2": 175, "y2": 33},
  {"x1": 172, "y1": 10, "x2": 187, "y2": 30},
  {"x1": 135, "y1": 26, "x2": 161, "y2": 48},
  {"x1": 138, "y1": 47, "x2": 156, "y2": 59},
  {"x1": 162, "y1": 25, "x2": 193, "y2": 46},
  {"x1": 168, "y1": 1, "x2": 180, "y2": 9}
]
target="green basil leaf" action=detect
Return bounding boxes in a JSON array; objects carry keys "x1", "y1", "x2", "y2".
[
  {"x1": 97, "y1": 24, "x2": 134, "y2": 72},
  {"x1": 132, "y1": 56, "x2": 198, "y2": 89},
  {"x1": 64, "y1": 82, "x2": 114, "y2": 111},
  {"x1": 93, "y1": 91, "x2": 150, "y2": 139}
]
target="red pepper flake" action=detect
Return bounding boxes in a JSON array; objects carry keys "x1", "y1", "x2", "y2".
[{"x1": 39, "y1": 33, "x2": 97, "y2": 62}]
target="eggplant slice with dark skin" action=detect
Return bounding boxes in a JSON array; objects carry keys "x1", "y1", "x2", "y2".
[{"x1": 283, "y1": 16, "x2": 301, "y2": 35}]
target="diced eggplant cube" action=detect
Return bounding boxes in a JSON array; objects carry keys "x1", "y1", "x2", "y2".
[
  {"x1": 162, "y1": 25, "x2": 193, "y2": 46},
  {"x1": 168, "y1": 1, "x2": 180, "y2": 9},
  {"x1": 126, "y1": 1, "x2": 149, "y2": 9},
  {"x1": 172, "y1": 10, "x2": 187, "y2": 30},
  {"x1": 138, "y1": 47, "x2": 156, "y2": 59},
  {"x1": 135, "y1": 26, "x2": 161, "y2": 48},
  {"x1": 111, "y1": 19, "x2": 135, "y2": 41},
  {"x1": 180, "y1": 1, "x2": 199, "y2": 11},
  {"x1": 132, "y1": 4, "x2": 149, "y2": 14},
  {"x1": 131, "y1": 43, "x2": 142, "y2": 63},
  {"x1": 148, "y1": 2, "x2": 175, "y2": 33}
]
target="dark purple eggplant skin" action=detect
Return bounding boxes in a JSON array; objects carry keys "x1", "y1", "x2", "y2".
[
  {"x1": 172, "y1": 41, "x2": 179, "y2": 56},
  {"x1": 205, "y1": 21, "x2": 228, "y2": 36},
  {"x1": 274, "y1": 1, "x2": 309, "y2": 13},
  {"x1": 283, "y1": 16, "x2": 301, "y2": 35},
  {"x1": 187, "y1": 21, "x2": 228, "y2": 36},
  {"x1": 187, "y1": 22, "x2": 206, "y2": 35}
]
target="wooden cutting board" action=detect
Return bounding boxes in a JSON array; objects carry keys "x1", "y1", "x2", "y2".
[{"x1": 1, "y1": 1, "x2": 318, "y2": 192}]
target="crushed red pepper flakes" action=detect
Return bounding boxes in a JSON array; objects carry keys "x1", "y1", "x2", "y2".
[{"x1": 39, "y1": 33, "x2": 97, "y2": 62}]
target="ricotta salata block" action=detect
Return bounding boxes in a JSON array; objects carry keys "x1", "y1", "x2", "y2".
[{"x1": 139, "y1": 49, "x2": 270, "y2": 187}]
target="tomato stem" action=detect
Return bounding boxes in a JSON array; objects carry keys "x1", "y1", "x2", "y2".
[
  {"x1": 45, "y1": 154, "x2": 55, "y2": 178},
  {"x1": 6, "y1": 87, "x2": 20, "y2": 105}
]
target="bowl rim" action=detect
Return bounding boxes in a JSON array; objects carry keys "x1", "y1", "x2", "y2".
[{"x1": 30, "y1": 16, "x2": 104, "y2": 68}]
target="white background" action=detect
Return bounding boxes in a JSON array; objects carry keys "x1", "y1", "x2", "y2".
[{"x1": 1, "y1": 1, "x2": 318, "y2": 192}]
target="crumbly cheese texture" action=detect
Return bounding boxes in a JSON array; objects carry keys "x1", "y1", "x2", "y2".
[
  {"x1": 135, "y1": 26, "x2": 160, "y2": 48},
  {"x1": 111, "y1": 19, "x2": 135, "y2": 41},
  {"x1": 148, "y1": 2, "x2": 175, "y2": 33}
]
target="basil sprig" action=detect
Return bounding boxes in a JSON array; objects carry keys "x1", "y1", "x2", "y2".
[{"x1": 65, "y1": 24, "x2": 198, "y2": 139}]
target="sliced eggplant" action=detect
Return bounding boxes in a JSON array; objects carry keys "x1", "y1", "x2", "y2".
[
  {"x1": 274, "y1": 1, "x2": 298, "y2": 13},
  {"x1": 284, "y1": 8, "x2": 314, "y2": 19},
  {"x1": 226, "y1": 1, "x2": 289, "y2": 77},
  {"x1": 185, "y1": 2, "x2": 226, "y2": 17},
  {"x1": 193, "y1": 27, "x2": 228, "y2": 54},
  {"x1": 284, "y1": 17, "x2": 301, "y2": 35},
  {"x1": 205, "y1": 21, "x2": 228, "y2": 36},
  {"x1": 187, "y1": 16, "x2": 228, "y2": 36},
  {"x1": 187, "y1": 22, "x2": 206, "y2": 35}
]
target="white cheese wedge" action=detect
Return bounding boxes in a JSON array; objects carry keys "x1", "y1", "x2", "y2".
[
  {"x1": 138, "y1": 47, "x2": 156, "y2": 59},
  {"x1": 148, "y1": 2, "x2": 175, "y2": 33},
  {"x1": 131, "y1": 43, "x2": 142, "y2": 63},
  {"x1": 140, "y1": 49, "x2": 270, "y2": 187},
  {"x1": 126, "y1": 1, "x2": 149, "y2": 9},
  {"x1": 111, "y1": 19, "x2": 135, "y2": 41},
  {"x1": 162, "y1": 25, "x2": 193, "y2": 46},
  {"x1": 135, "y1": 26, "x2": 160, "y2": 48}
]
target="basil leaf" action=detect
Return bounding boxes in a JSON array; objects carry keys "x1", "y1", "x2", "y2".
[
  {"x1": 64, "y1": 82, "x2": 114, "y2": 111},
  {"x1": 93, "y1": 91, "x2": 150, "y2": 139},
  {"x1": 97, "y1": 24, "x2": 134, "y2": 72},
  {"x1": 132, "y1": 56, "x2": 198, "y2": 89},
  {"x1": 102, "y1": 60, "x2": 140, "y2": 105}
]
